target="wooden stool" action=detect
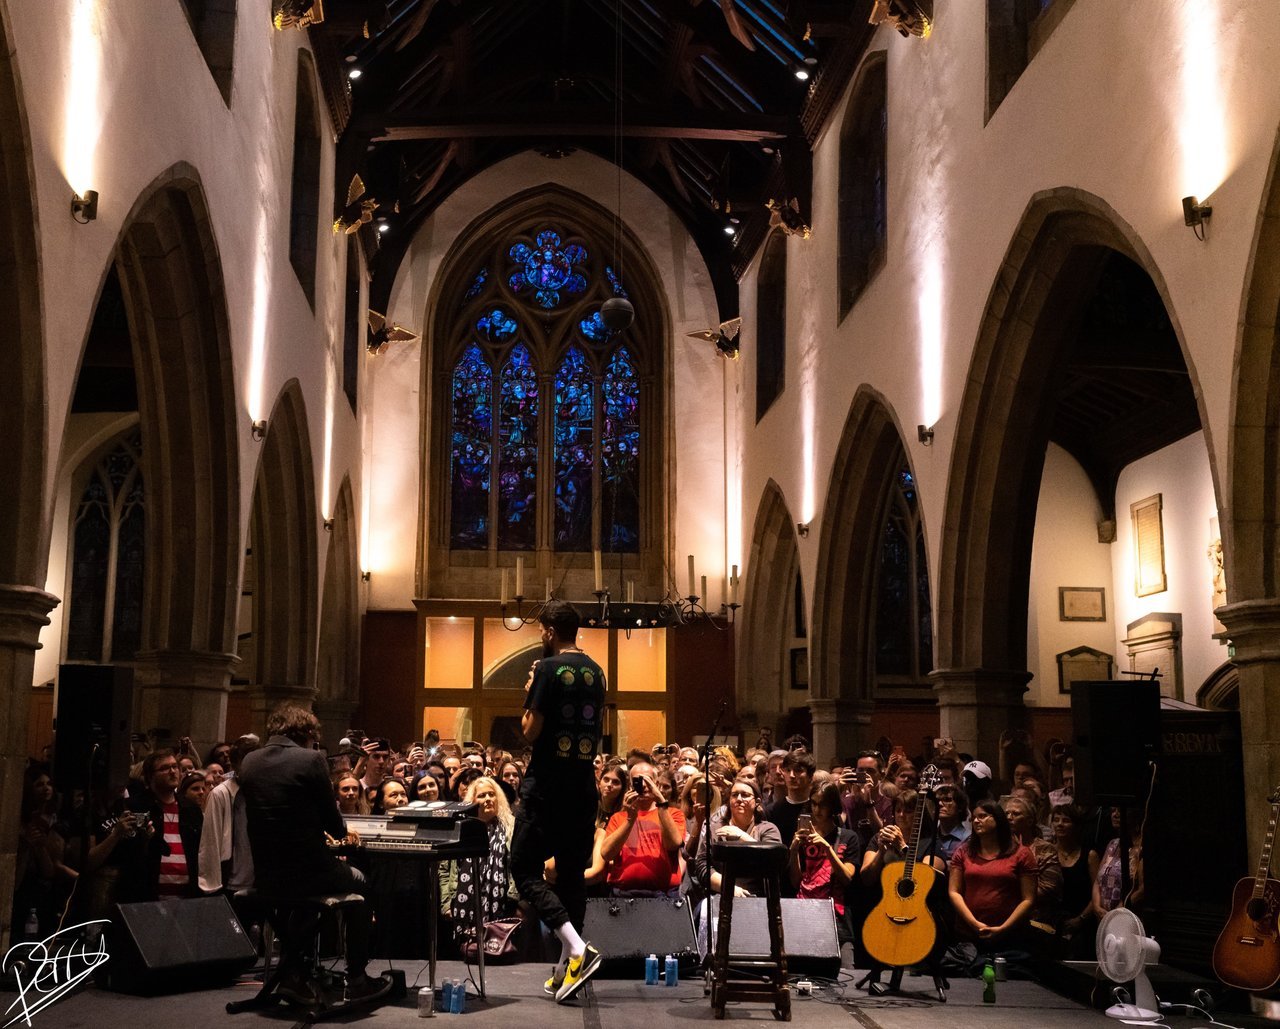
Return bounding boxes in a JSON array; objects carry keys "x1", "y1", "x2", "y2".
[{"x1": 709, "y1": 841, "x2": 791, "y2": 1021}]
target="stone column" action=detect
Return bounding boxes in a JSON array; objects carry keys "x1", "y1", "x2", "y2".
[
  {"x1": 1216, "y1": 599, "x2": 1280, "y2": 859},
  {"x1": 246, "y1": 683, "x2": 318, "y2": 738},
  {"x1": 313, "y1": 697, "x2": 358, "y2": 747},
  {"x1": 930, "y1": 668, "x2": 1031, "y2": 765},
  {"x1": 133, "y1": 649, "x2": 237, "y2": 759},
  {"x1": 809, "y1": 697, "x2": 876, "y2": 767},
  {"x1": 0, "y1": 585, "x2": 59, "y2": 949}
]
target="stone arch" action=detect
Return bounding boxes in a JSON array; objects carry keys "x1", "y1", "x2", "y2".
[
  {"x1": 936, "y1": 188, "x2": 1213, "y2": 757},
  {"x1": 246, "y1": 380, "x2": 318, "y2": 728},
  {"x1": 738, "y1": 480, "x2": 801, "y2": 740},
  {"x1": 809, "y1": 387, "x2": 915, "y2": 761},
  {"x1": 0, "y1": 4, "x2": 48, "y2": 586},
  {"x1": 315, "y1": 475, "x2": 358, "y2": 739},
  {"x1": 109, "y1": 163, "x2": 240, "y2": 741}
]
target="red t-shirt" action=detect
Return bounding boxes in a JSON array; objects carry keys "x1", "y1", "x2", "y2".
[
  {"x1": 950, "y1": 844, "x2": 1036, "y2": 927},
  {"x1": 605, "y1": 807, "x2": 686, "y2": 891},
  {"x1": 157, "y1": 800, "x2": 188, "y2": 897}
]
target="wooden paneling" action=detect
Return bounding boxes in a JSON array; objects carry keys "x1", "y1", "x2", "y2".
[
  {"x1": 669, "y1": 619, "x2": 736, "y2": 745},
  {"x1": 358, "y1": 611, "x2": 419, "y2": 739}
]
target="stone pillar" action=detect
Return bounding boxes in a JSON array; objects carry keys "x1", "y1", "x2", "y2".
[
  {"x1": 809, "y1": 697, "x2": 876, "y2": 767},
  {"x1": 133, "y1": 649, "x2": 237, "y2": 759},
  {"x1": 930, "y1": 668, "x2": 1031, "y2": 765},
  {"x1": 0, "y1": 585, "x2": 59, "y2": 949},
  {"x1": 1216, "y1": 599, "x2": 1280, "y2": 859},
  {"x1": 247, "y1": 683, "x2": 318, "y2": 738},
  {"x1": 313, "y1": 697, "x2": 358, "y2": 747}
]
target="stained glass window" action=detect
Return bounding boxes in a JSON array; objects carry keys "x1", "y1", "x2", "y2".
[
  {"x1": 507, "y1": 231, "x2": 589, "y2": 308},
  {"x1": 579, "y1": 309, "x2": 611, "y2": 344},
  {"x1": 477, "y1": 307, "x2": 518, "y2": 343},
  {"x1": 498, "y1": 344, "x2": 538, "y2": 550},
  {"x1": 465, "y1": 267, "x2": 489, "y2": 300},
  {"x1": 875, "y1": 464, "x2": 932, "y2": 686},
  {"x1": 606, "y1": 266, "x2": 628, "y2": 297},
  {"x1": 554, "y1": 347, "x2": 594, "y2": 551},
  {"x1": 450, "y1": 345, "x2": 492, "y2": 549},
  {"x1": 602, "y1": 347, "x2": 640, "y2": 551}
]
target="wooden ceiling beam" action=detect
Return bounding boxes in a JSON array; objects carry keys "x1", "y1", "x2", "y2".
[{"x1": 365, "y1": 107, "x2": 793, "y2": 141}]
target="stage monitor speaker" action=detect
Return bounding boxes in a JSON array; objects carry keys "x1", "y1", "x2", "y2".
[
  {"x1": 106, "y1": 895, "x2": 257, "y2": 994},
  {"x1": 1070, "y1": 678, "x2": 1161, "y2": 805},
  {"x1": 584, "y1": 896, "x2": 699, "y2": 974},
  {"x1": 699, "y1": 897, "x2": 841, "y2": 978},
  {"x1": 54, "y1": 664, "x2": 133, "y2": 794}
]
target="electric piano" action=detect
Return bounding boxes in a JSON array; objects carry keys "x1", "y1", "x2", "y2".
[{"x1": 340, "y1": 800, "x2": 491, "y2": 997}]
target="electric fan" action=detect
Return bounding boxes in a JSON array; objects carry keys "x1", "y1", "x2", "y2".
[{"x1": 1096, "y1": 907, "x2": 1161, "y2": 1022}]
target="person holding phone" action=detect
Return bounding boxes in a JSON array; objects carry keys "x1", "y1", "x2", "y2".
[
  {"x1": 791, "y1": 782, "x2": 861, "y2": 966},
  {"x1": 599, "y1": 761, "x2": 685, "y2": 896}
]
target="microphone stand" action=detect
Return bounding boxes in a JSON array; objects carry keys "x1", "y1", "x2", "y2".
[{"x1": 699, "y1": 699, "x2": 728, "y2": 957}]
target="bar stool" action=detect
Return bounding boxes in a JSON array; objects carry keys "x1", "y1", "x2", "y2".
[{"x1": 709, "y1": 840, "x2": 791, "y2": 1021}]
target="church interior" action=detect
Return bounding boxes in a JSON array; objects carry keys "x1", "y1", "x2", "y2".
[{"x1": 3, "y1": 0, "x2": 1280, "y2": 990}]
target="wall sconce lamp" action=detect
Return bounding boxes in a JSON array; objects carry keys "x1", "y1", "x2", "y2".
[
  {"x1": 917, "y1": 424, "x2": 935, "y2": 446},
  {"x1": 251, "y1": 419, "x2": 268, "y2": 441},
  {"x1": 323, "y1": 518, "x2": 334, "y2": 531},
  {"x1": 71, "y1": 190, "x2": 99, "y2": 223},
  {"x1": 796, "y1": 522, "x2": 810, "y2": 538},
  {"x1": 360, "y1": 570, "x2": 371, "y2": 582},
  {"x1": 1182, "y1": 196, "x2": 1212, "y2": 241}
]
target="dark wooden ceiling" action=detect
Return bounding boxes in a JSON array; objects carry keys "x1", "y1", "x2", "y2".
[{"x1": 306, "y1": 0, "x2": 877, "y2": 319}]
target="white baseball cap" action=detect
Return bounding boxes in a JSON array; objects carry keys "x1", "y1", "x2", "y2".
[{"x1": 963, "y1": 760, "x2": 992, "y2": 780}]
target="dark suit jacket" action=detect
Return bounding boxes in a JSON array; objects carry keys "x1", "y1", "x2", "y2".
[{"x1": 239, "y1": 735, "x2": 348, "y2": 893}]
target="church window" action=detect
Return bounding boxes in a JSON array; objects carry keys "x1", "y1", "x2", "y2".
[
  {"x1": 288, "y1": 51, "x2": 322, "y2": 308},
  {"x1": 756, "y1": 231, "x2": 787, "y2": 421},
  {"x1": 875, "y1": 468, "x2": 933, "y2": 686},
  {"x1": 838, "y1": 55, "x2": 887, "y2": 319}
]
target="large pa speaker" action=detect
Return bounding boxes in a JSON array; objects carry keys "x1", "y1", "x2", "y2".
[
  {"x1": 584, "y1": 896, "x2": 699, "y2": 973},
  {"x1": 105, "y1": 895, "x2": 257, "y2": 993},
  {"x1": 1070, "y1": 679, "x2": 1161, "y2": 805},
  {"x1": 698, "y1": 897, "x2": 841, "y2": 978},
  {"x1": 54, "y1": 664, "x2": 133, "y2": 794}
]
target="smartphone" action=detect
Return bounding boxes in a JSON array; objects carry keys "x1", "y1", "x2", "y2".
[
  {"x1": 797, "y1": 814, "x2": 812, "y2": 834},
  {"x1": 631, "y1": 775, "x2": 647, "y2": 794}
]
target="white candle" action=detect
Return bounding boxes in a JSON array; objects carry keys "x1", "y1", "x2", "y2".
[
  {"x1": 730, "y1": 564, "x2": 739, "y2": 605},
  {"x1": 700, "y1": 575, "x2": 707, "y2": 603},
  {"x1": 627, "y1": 579, "x2": 635, "y2": 604},
  {"x1": 515, "y1": 556, "x2": 524, "y2": 598},
  {"x1": 687, "y1": 554, "x2": 696, "y2": 598},
  {"x1": 545, "y1": 576, "x2": 552, "y2": 601},
  {"x1": 593, "y1": 549, "x2": 603, "y2": 593},
  {"x1": 501, "y1": 568, "x2": 508, "y2": 606}
]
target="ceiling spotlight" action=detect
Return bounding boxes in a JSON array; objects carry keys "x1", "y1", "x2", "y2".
[
  {"x1": 761, "y1": 145, "x2": 775, "y2": 156},
  {"x1": 794, "y1": 66, "x2": 810, "y2": 81},
  {"x1": 348, "y1": 67, "x2": 362, "y2": 80},
  {"x1": 377, "y1": 222, "x2": 390, "y2": 233},
  {"x1": 723, "y1": 223, "x2": 737, "y2": 235}
]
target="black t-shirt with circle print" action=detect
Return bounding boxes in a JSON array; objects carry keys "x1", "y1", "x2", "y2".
[{"x1": 524, "y1": 650, "x2": 606, "y2": 780}]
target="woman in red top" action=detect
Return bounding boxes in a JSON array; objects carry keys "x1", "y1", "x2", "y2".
[{"x1": 948, "y1": 800, "x2": 1036, "y2": 951}]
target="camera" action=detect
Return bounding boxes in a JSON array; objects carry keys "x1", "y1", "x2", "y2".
[{"x1": 631, "y1": 775, "x2": 647, "y2": 794}]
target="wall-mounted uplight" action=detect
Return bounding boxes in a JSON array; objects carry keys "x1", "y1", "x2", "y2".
[
  {"x1": 71, "y1": 190, "x2": 99, "y2": 223},
  {"x1": 723, "y1": 223, "x2": 737, "y2": 236},
  {"x1": 917, "y1": 424, "x2": 935, "y2": 446},
  {"x1": 251, "y1": 419, "x2": 268, "y2": 441},
  {"x1": 323, "y1": 518, "x2": 334, "y2": 531},
  {"x1": 377, "y1": 222, "x2": 390, "y2": 234},
  {"x1": 796, "y1": 522, "x2": 811, "y2": 538},
  {"x1": 1182, "y1": 195, "x2": 1212, "y2": 241},
  {"x1": 361, "y1": 570, "x2": 371, "y2": 582}
]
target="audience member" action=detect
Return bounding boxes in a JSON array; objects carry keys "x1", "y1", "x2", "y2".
[{"x1": 600, "y1": 762, "x2": 684, "y2": 895}]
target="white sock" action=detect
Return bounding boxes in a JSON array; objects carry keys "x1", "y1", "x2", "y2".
[{"x1": 555, "y1": 921, "x2": 586, "y2": 960}]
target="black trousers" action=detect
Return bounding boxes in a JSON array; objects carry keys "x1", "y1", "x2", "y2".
[
  {"x1": 511, "y1": 773, "x2": 596, "y2": 934},
  {"x1": 266, "y1": 860, "x2": 371, "y2": 977}
]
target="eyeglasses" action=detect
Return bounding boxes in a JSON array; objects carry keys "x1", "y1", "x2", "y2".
[
  {"x1": 154, "y1": 763, "x2": 179, "y2": 773},
  {"x1": 730, "y1": 792, "x2": 755, "y2": 801}
]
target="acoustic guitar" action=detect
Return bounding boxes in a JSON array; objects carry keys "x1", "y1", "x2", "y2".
[
  {"x1": 1213, "y1": 784, "x2": 1280, "y2": 992},
  {"x1": 862, "y1": 764, "x2": 942, "y2": 968}
]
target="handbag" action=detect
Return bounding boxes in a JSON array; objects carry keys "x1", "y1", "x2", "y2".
[{"x1": 460, "y1": 916, "x2": 522, "y2": 962}]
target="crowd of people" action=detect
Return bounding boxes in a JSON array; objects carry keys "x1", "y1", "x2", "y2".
[{"x1": 14, "y1": 716, "x2": 1142, "y2": 984}]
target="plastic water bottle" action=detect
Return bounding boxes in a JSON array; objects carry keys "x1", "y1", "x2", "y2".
[
  {"x1": 450, "y1": 978, "x2": 466, "y2": 1014},
  {"x1": 664, "y1": 954, "x2": 678, "y2": 987},
  {"x1": 23, "y1": 909, "x2": 37, "y2": 941},
  {"x1": 982, "y1": 961, "x2": 996, "y2": 1004},
  {"x1": 645, "y1": 953, "x2": 659, "y2": 985},
  {"x1": 441, "y1": 979, "x2": 454, "y2": 1012},
  {"x1": 417, "y1": 985, "x2": 435, "y2": 1018}
]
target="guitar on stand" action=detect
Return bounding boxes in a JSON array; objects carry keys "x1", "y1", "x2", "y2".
[
  {"x1": 860, "y1": 764, "x2": 947, "y2": 1000},
  {"x1": 1213, "y1": 784, "x2": 1280, "y2": 992}
]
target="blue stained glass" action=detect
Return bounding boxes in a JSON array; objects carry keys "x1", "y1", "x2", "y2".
[
  {"x1": 602, "y1": 347, "x2": 640, "y2": 552},
  {"x1": 564, "y1": 244, "x2": 587, "y2": 265},
  {"x1": 498, "y1": 344, "x2": 538, "y2": 550},
  {"x1": 554, "y1": 347, "x2": 594, "y2": 551},
  {"x1": 534, "y1": 289, "x2": 559, "y2": 309},
  {"x1": 450, "y1": 344, "x2": 492, "y2": 549},
  {"x1": 565, "y1": 273, "x2": 587, "y2": 295},
  {"x1": 509, "y1": 243, "x2": 532, "y2": 264},
  {"x1": 606, "y1": 266, "x2": 628, "y2": 297},
  {"x1": 477, "y1": 307, "x2": 518, "y2": 343},
  {"x1": 579, "y1": 309, "x2": 611, "y2": 343},
  {"x1": 507, "y1": 229, "x2": 590, "y2": 308},
  {"x1": 508, "y1": 270, "x2": 527, "y2": 294},
  {"x1": 465, "y1": 268, "x2": 488, "y2": 300},
  {"x1": 536, "y1": 230, "x2": 561, "y2": 248}
]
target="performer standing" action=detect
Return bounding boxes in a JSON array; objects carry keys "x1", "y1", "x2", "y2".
[{"x1": 511, "y1": 600, "x2": 605, "y2": 1003}]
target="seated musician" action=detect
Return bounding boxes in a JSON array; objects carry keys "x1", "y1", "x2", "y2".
[
  {"x1": 440, "y1": 776, "x2": 520, "y2": 953},
  {"x1": 239, "y1": 703, "x2": 388, "y2": 1006},
  {"x1": 600, "y1": 761, "x2": 685, "y2": 896}
]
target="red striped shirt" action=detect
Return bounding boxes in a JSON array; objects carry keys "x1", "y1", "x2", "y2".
[{"x1": 157, "y1": 801, "x2": 187, "y2": 897}]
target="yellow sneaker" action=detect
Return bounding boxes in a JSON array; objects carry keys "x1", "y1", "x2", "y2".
[
  {"x1": 544, "y1": 966, "x2": 565, "y2": 996},
  {"x1": 555, "y1": 944, "x2": 601, "y2": 1003}
]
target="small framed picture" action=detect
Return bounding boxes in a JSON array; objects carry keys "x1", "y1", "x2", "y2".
[
  {"x1": 1059, "y1": 586, "x2": 1106, "y2": 622},
  {"x1": 790, "y1": 648, "x2": 809, "y2": 691}
]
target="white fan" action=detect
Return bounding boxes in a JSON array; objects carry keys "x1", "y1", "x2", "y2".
[{"x1": 1096, "y1": 908, "x2": 1161, "y2": 1022}]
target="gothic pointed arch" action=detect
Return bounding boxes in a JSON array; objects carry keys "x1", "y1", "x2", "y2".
[
  {"x1": 315, "y1": 475, "x2": 358, "y2": 738},
  {"x1": 937, "y1": 189, "x2": 1213, "y2": 756},
  {"x1": 422, "y1": 184, "x2": 670, "y2": 601},
  {"x1": 246, "y1": 380, "x2": 318, "y2": 726},
  {"x1": 739, "y1": 480, "x2": 801, "y2": 737}
]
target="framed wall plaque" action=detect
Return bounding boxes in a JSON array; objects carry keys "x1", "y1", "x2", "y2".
[
  {"x1": 1059, "y1": 586, "x2": 1106, "y2": 622},
  {"x1": 790, "y1": 647, "x2": 809, "y2": 691},
  {"x1": 1131, "y1": 494, "x2": 1167, "y2": 597}
]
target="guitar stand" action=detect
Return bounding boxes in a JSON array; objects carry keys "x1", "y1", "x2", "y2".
[{"x1": 856, "y1": 963, "x2": 948, "y2": 1003}]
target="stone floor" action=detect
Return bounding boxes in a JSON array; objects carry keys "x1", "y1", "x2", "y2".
[{"x1": 0, "y1": 957, "x2": 1254, "y2": 1028}]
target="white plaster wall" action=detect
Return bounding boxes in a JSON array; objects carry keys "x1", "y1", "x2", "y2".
[
  {"x1": 6, "y1": 0, "x2": 364, "y2": 670},
  {"x1": 1026, "y1": 444, "x2": 1115, "y2": 708},
  {"x1": 737, "y1": 1, "x2": 1279, "y2": 680},
  {"x1": 367, "y1": 150, "x2": 726, "y2": 610},
  {"x1": 1112, "y1": 432, "x2": 1224, "y2": 699}
]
